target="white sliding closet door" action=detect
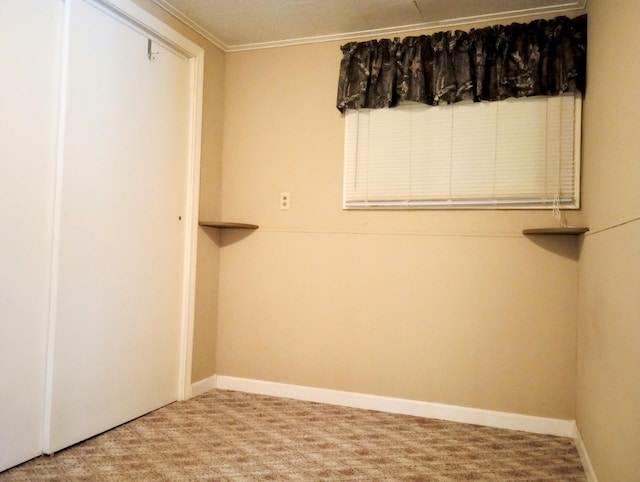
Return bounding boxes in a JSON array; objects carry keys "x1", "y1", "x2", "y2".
[
  {"x1": 46, "y1": 0, "x2": 194, "y2": 453},
  {"x1": 0, "y1": 1, "x2": 63, "y2": 471}
]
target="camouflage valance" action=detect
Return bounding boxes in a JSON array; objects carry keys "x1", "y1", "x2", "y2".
[{"x1": 336, "y1": 15, "x2": 587, "y2": 112}]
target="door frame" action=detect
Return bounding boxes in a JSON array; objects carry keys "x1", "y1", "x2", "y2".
[{"x1": 44, "y1": 0, "x2": 203, "y2": 452}]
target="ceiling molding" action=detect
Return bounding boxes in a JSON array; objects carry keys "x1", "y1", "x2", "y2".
[
  {"x1": 151, "y1": 0, "x2": 587, "y2": 53},
  {"x1": 151, "y1": 0, "x2": 227, "y2": 51}
]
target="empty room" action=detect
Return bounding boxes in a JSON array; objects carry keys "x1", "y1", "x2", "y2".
[{"x1": 1, "y1": 0, "x2": 638, "y2": 481}]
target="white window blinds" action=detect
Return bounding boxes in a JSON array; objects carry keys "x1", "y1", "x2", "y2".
[{"x1": 343, "y1": 93, "x2": 581, "y2": 209}]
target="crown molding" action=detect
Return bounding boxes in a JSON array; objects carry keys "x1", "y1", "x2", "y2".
[
  {"x1": 151, "y1": 0, "x2": 227, "y2": 51},
  {"x1": 151, "y1": 0, "x2": 587, "y2": 53}
]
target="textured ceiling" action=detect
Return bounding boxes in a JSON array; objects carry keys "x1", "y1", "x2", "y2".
[{"x1": 152, "y1": 0, "x2": 587, "y2": 51}]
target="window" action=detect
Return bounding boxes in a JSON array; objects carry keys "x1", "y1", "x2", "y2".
[{"x1": 343, "y1": 93, "x2": 581, "y2": 209}]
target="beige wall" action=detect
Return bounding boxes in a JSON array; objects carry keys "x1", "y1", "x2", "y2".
[
  {"x1": 132, "y1": 0, "x2": 225, "y2": 382},
  {"x1": 578, "y1": 1, "x2": 640, "y2": 480},
  {"x1": 217, "y1": 19, "x2": 582, "y2": 419}
]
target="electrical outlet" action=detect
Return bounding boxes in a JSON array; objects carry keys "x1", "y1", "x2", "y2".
[{"x1": 280, "y1": 192, "x2": 290, "y2": 210}]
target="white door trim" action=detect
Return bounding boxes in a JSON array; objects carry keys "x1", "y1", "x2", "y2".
[{"x1": 44, "y1": 0, "x2": 203, "y2": 452}]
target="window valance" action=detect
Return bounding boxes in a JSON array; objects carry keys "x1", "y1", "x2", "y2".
[{"x1": 336, "y1": 14, "x2": 587, "y2": 112}]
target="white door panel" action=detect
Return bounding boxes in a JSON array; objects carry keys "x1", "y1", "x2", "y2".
[
  {"x1": 0, "y1": 1, "x2": 63, "y2": 471},
  {"x1": 47, "y1": 0, "x2": 191, "y2": 452}
]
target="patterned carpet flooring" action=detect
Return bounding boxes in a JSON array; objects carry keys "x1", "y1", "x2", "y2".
[{"x1": 1, "y1": 389, "x2": 586, "y2": 481}]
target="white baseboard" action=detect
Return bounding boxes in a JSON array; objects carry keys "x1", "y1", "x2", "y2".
[
  {"x1": 214, "y1": 375, "x2": 576, "y2": 438},
  {"x1": 572, "y1": 423, "x2": 598, "y2": 482},
  {"x1": 191, "y1": 375, "x2": 217, "y2": 397}
]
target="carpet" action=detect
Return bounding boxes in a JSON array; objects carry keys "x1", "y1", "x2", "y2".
[{"x1": 0, "y1": 389, "x2": 586, "y2": 481}]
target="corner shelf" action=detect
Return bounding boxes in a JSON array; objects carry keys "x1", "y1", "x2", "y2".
[
  {"x1": 522, "y1": 227, "x2": 588, "y2": 235},
  {"x1": 198, "y1": 221, "x2": 259, "y2": 229}
]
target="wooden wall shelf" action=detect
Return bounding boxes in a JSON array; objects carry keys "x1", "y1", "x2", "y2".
[
  {"x1": 522, "y1": 227, "x2": 589, "y2": 235},
  {"x1": 199, "y1": 221, "x2": 259, "y2": 229}
]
